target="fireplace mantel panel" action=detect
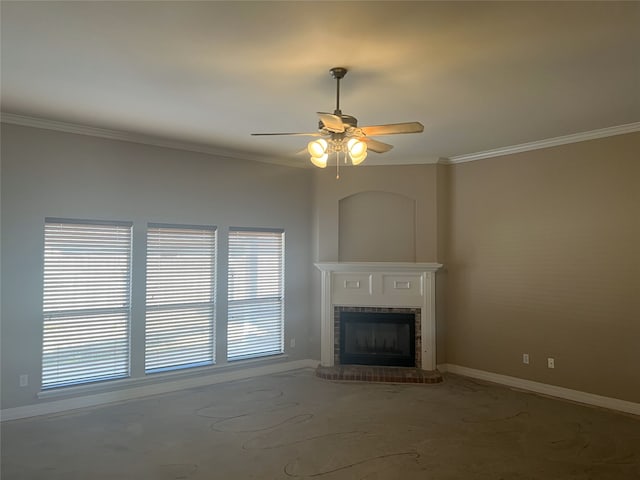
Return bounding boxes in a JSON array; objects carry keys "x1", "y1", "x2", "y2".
[
  {"x1": 332, "y1": 272, "x2": 424, "y2": 306},
  {"x1": 315, "y1": 262, "x2": 442, "y2": 371}
]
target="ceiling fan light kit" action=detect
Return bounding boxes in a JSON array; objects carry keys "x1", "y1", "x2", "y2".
[
  {"x1": 252, "y1": 67, "x2": 424, "y2": 178},
  {"x1": 347, "y1": 138, "x2": 367, "y2": 165},
  {"x1": 308, "y1": 139, "x2": 328, "y2": 168},
  {"x1": 308, "y1": 136, "x2": 368, "y2": 169}
]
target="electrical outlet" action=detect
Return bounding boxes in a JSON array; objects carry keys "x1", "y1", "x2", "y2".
[
  {"x1": 19, "y1": 374, "x2": 29, "y2": 387},
  {"x1": 547, "y1": 357, "x2": 555, "y2": 369},
  {"x1": 522, "y1": 353, "x2": 529, "y2": 365},
  {"x1": 290, "y1": 338, "x2": 296, "y2": 348}
]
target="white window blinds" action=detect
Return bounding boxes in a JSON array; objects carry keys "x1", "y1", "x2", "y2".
[
  {"x1": 227, "y1": 228, "x2": 284, "y2": 361},
  {"x1": 145, "y1": 224, "x2": 216, "y2": 373},
  {"x1": 42, "y1": 219, "x2": 132, "y2": 389}
]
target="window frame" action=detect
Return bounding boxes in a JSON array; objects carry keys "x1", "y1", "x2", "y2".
[
  {"x1": 144, "y1": 223, "x2": 217, "y2": 374},
  {"x1": 227, "y1": 227, "x2": 285, "y2": 362},
  {"x1": 42, "y1": 218, "x2": 133, "y2": 390}
]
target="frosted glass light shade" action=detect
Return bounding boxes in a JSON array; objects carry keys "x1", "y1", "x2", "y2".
[
  {"x1": 308, "y1": 138, "x2": 328, "y2": 157},
  {"x1": 347, "y1": 138, "x2": 366, "y2": 156},
  {"x1": 310, "y1": 153, "x2": 328, "y2": 168},
  {"x1": 348, "y1": 138, "x2": 367, "y2": 165},
  {"x1": 350, "y1": 152, "x2": 367, "y2": 165}
]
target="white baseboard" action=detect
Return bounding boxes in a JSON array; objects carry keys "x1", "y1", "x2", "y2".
[
  {"x1": 438, "y1": 363, "x2": 640, "y2": 417},
  {"x1": 1, "y1": 359, "x2": 318, "y2": 422},
  {"x1": 6, "y1": 361, "x2": 636, "y2": 421}
]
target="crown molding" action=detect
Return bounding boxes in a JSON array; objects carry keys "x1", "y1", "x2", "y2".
[
  {"x1": 3, "y1": 112, "x2": 637, "y2": 168},
  {"x1": 0, "y1": 112, "x2": 303, "y2": 168},
  {"x1": 446, "y1": 122, "x2": 640, "y2": 164}
]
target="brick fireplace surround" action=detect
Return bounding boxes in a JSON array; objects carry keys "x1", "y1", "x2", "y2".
[{"x1": 315, "y1": 262, "x2": 442, "y2": 383}]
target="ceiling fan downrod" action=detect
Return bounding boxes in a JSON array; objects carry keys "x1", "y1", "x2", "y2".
[{"x1": 330, "y1": 67, "x2": 347, "y2": 115}]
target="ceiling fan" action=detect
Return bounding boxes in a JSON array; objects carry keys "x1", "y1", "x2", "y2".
[{"x1": 251, "y1": 67, "x2": 424, "y2": 174}]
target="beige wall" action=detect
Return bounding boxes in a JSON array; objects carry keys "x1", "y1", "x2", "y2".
[
  {"x1": 445, "y1": 133, "x2": 640, "y2": 403},
  {"x1": 1, "y1": 124, "x2": 313, "y2": 409},
  {"x1": 435, "y1": 164, "x2": 450, "y2": 362}
]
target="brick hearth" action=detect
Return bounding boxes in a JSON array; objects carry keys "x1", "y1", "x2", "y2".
[{"x1": 316, "y1": 365, "x2": 443, "y2": 384}]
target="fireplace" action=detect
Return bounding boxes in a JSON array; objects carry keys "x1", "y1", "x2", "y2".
[
  {"x1": 315, "y1": 262, "x2": 442, "y2": 371},
  {"x1": 340, "y1": 310, "x2": 415, "y2": 366}
]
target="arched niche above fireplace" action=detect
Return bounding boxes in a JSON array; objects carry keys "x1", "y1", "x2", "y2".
[{"x1": 338, "y1": 191, "x2": 416, "y2": 262}]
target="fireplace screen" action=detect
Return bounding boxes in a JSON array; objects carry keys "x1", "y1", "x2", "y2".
[{"x1": 340, "y1": 311, "x2": 415, "y2": 367}]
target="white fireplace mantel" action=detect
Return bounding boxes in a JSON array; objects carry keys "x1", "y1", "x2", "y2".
[{"x1": 315, "y1": 262, "x2": 443, "y2": 371}]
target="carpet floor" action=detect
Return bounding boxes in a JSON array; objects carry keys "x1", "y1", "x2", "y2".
[{"x1": 2, "y1": 369, "x2": 639, "y2": 479}]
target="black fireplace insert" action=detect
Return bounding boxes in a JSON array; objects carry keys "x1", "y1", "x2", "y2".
[{"x1": 339, "y1": 311, "x2": 415, "y2": 367}]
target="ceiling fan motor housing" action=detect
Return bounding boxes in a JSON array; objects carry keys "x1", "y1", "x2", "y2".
[
  {"x1": 319, "y1": 114, "x2": 358, "y2": 131},
  {"x1": 339, "y1": 115, "x2": 357, "y2": 127}
]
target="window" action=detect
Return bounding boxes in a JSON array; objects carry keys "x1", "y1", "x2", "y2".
[
  {"x1": 42, "y1": 219, "x2": 132, "y2": 389},
  {"x1": 227, "y1": 228, "x2": 284, "y2": 361},
  {"x1": 145, "y1": 224, "x2": 216, "y2": 373}
]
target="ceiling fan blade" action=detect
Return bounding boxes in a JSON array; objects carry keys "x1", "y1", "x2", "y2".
[
  {"x1": 317, "y1": 112, "x2": 345, "y2": 133},
  {"x1": 360, "y1": 122, "x2": 424, "y2": 136},
  {"x1": 251, "y1": 132, "x2": 322, "y2": 137},
  {"x1": 361, "y1": 137, "x2": 394, "y2": 153}
]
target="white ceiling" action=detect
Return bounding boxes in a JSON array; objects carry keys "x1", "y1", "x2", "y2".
[{"x1": 1, "y1": 1, "x2": 639, "y2": 167}]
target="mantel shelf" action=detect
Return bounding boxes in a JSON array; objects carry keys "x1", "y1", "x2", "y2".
[{"x1": 315, "y1": 262, "x2": 443, "y2": 273}]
